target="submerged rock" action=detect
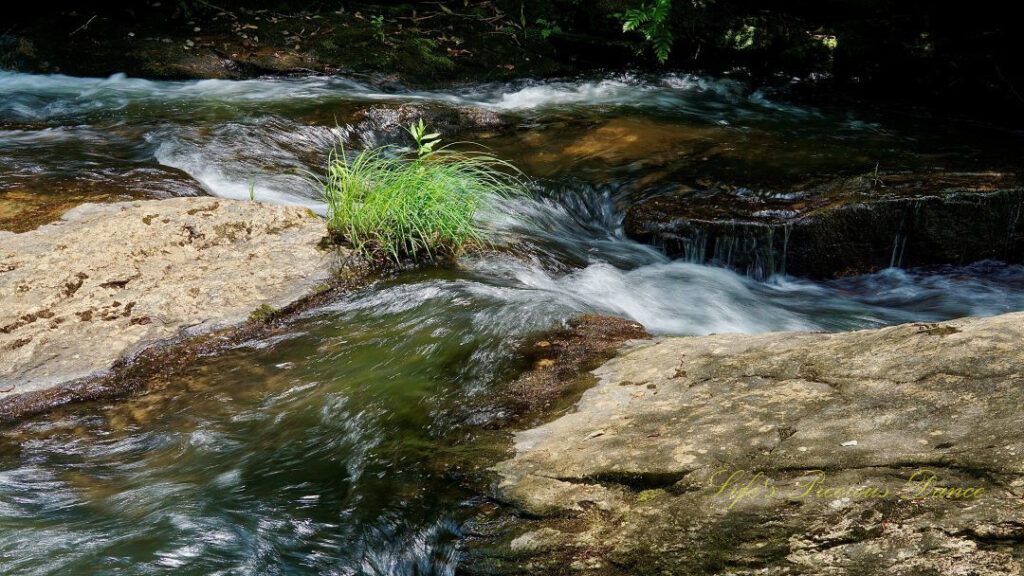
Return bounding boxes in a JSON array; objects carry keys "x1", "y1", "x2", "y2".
[
  {"x1": 0, "y1": 197, "x2": 344, "y2": 401},
  {"x1": 491, "y1": 312, "x2": 1024, "y2": 574},
  {"x1": 624, "y1": 171, "x2": 1024, "y2": 278}
]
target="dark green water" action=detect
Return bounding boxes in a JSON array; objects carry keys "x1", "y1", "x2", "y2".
[{"x1": 2, "y1": 71, "x2": 1024, "y2": 574}]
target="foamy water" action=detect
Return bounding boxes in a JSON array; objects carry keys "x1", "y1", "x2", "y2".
[{"x1": 1, "y1": 69, "x2": 1022, "y2": 575}]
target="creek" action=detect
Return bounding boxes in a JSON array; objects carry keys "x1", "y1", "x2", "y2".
[{"x1": 1, "y1": 70, "x2": 1023, "y2": 574}]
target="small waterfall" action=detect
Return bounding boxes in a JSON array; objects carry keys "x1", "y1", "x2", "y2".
[
  {"x1": 780, "y1": 224, "x2": 791, "y2": 274},
  {"x1": 2, "y1": 69, "x2": 1024, "y2": 576},
  {"x1": 674, "y1": 222, "x2": 787, "y2": 280},
  {"x1": 890, "y1": 233, "x2": 908, "y2": 268},
  {"x1": 681, "y1": 229, "x2": 709, "y2": 264}
]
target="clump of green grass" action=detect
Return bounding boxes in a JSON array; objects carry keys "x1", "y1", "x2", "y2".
[{"x1": 320, "y1": 120, "x2": 527, "y2": 263}]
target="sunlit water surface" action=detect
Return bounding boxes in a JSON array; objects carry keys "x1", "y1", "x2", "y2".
[{"x1": 2, "y1": 70, "x2": 1023, "y2": 575}]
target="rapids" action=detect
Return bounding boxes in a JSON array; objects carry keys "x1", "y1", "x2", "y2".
[{"x1": 1, "y1": 70, "x2": 1023, "y2": 574}]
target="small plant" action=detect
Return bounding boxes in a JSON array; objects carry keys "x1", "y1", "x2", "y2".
[
  {"x1": 408, "y1": 118, "x2": 441, "y2": 157},
  {"x1": 370, "y1": 14, "x2": 386, "y2": 44},
  {"x1": 620, "y1": 0, "x2": 674, "y2": 64},
  {"x1": 871, "y1": 163, "x2": 885, "y2": 188},
  {"x1": 724, "y1": 20, "x2": 760, "y2": 51},
  {"x1": 320, "y1": 123, "x2": 527, "y2": 264},
  {"x1": 248, "y1": 303, "x2": 277, "y2": 323},
  {"x1": 535, "y1": 18, "x2": 562, "y2": 40}
]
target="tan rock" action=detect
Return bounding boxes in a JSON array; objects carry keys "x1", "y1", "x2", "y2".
[
  {"x1": 492, "y1": 313, "x2": 1024, "y2": 574},
  {"x1": 0, "y1": 197, "x2": 343, "y2": 399}
]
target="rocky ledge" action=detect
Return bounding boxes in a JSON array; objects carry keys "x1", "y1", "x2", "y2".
[
  {"x1": 0, "y1": 197, "x2": 344, "y2": 402},
  {"x1": 490, "y1": 312, "x2": 1024, "y2": 575},
  {"x1": 624, "y1": 171, "x2": 1024, "y2": 278}
]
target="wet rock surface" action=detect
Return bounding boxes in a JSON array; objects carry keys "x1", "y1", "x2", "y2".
[
  {"x1": 345, "y1": 104, "x2": 510, "y2": 149},
  {"x1": 497, "y1": 314, "x2": 650, "y2": 427},
  {"x1": 0, "y1": 197, "x2": 342, "y2": 400},
  {"x1": 0, "y1": 166, "x2": 205, "y2": 233},
  {"x1": 624, "y1": 171, "x2": 1024, "y2": 278},
  {"x1": 490, "y1": 312, "x2": 1024, "y2": 575}
]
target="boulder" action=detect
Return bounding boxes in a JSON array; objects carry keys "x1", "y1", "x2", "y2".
[
  {"x1": 0, "y1": 197, "x2": 345, "y2": 400},
  {"x1": 491, "y1": 312, "x2": 1024, "y2": 574},
  {"x1": 624, "y1": 171, "x2": 1024, "y2": 278},
  {"x1": 344, "y1": 104, "x2": 510, "y2": 149}
]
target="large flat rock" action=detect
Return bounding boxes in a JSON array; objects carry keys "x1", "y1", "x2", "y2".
[
  {"x1": 0, "y1": 197, "x2": 338, "y2": 400},
  {"x1": 491, "y1": 312, "x2": 1024, "y2": 574}
]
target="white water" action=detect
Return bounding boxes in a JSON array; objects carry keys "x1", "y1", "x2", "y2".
[
  {"x1": 0, "y1": 70, "x2": 836, "y2": 120},
  {"x1": 3, "y1": 69, "x2": 1024, "y2": 576},
  {"x1": 2, "y1": 69, "x2": 1021, "y2": 339}
]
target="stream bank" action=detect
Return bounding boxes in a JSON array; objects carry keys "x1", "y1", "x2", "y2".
[
  {"x1": 484, "y1": 311, "x2": 1024, "y2": 575},
  {"x1": 2, "y1": 2, "x2": 579, "y2": 84},
  {"x1": 6, "y1": 1, "x2": 1024, "y2": 130}
]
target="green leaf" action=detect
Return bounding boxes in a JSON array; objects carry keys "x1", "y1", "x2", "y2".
[{"x1": 619, "y1": 0, "x2": 673, "y2": 64}]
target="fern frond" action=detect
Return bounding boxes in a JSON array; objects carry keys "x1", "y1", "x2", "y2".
[{"x1": 619, "y1": 0, "x2": 674, "y2": 64}]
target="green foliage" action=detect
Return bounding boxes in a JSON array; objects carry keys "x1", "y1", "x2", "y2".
[
  {"x1": 408, "y1": 118, "x2": 441, "y2": 157},
  {"x1": 392, "y1": 37, "x2": 455, "y2": 76},
  {"x1": 723, "y1": 20, "x2": 759, "y2": 51},
  {"x1": 620, "y1": 0, "x2": 674, "y2": 63},
  {"x1": 535, "y1": 18, "x2": 562, "y2": 40},
  {"x1": 248, "y1": 303, "x2": 277, "y2": 323},
  {"x1": 320, "y1": 126, "x2": 527, "y2": 264},
  {"x1": 636, "y1": 489, "x2": 665, "y2": 503},
  {"x1": 370, "y1": 14, "x2": 386, "y2": 44},
  {"x1": 173, "y1": 0, "x2": 197, "y2": 18}
]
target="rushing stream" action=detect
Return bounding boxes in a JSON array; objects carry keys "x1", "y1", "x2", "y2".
[{"x1": 2, "y1": 70, "x2": 1024, "y2": 574}]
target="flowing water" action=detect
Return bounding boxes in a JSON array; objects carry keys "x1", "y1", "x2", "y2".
[{"x1": 2, "y1": 70, "x2": 1024, "y2": 574}]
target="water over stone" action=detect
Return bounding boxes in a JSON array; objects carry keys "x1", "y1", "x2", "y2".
[
  {"x1": 624, "y1": 171, "x2": 1024, "y2": 278},
  {"x1": 3, "y1": 69, "x2": 1024, "y2": 574}
]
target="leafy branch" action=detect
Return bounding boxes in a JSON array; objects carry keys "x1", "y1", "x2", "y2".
[{"x1": 621, "y1": 0, "x2": 674, "y2": 64}]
